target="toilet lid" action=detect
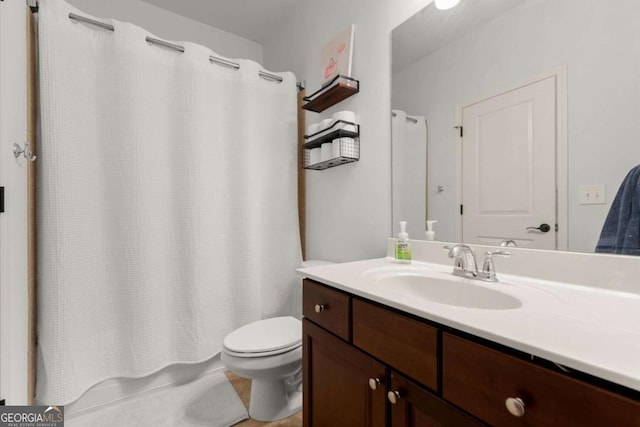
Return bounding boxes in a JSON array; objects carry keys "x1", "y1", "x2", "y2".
[{"x1": 223, "y1": 316, "x2": 302, "y2": 355}]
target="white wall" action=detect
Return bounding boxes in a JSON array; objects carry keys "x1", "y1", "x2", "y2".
[
  {"x1": 66, "y1": 0, "x2": 263, "y2": 63},
  {"x1": 392, "y1": 0, "x2": 640, "y2": 253},
  {"x1": 263, "y1": 0, "x2": 432, "y2": 262}
]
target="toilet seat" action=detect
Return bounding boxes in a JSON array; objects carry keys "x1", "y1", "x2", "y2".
[{"x1": 223, "y1": 316, "x2": 301, "y2": 358}]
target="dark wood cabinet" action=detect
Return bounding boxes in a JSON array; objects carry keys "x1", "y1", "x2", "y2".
[
  {"x1": 303, "y1": 279, "x2": 476, "y2": 427},
  {"x1": 443, "y1": 333, "x2": 640, "y2": 427},
  {"x1": 388, "y1": 372, "x2": 484, "y2": 427},
  {"x1": 303, "y1": 319, "x2": 386, "y2": 427},
  {"x1": 303, "y1": 279, "x2": 350, "y2": 341},
  {"x1": 353, "y1": 299, "x2": 438, "y2": 391},
  {"x1": 302, "y1": 279, "x2": 640, "y2": 426}
]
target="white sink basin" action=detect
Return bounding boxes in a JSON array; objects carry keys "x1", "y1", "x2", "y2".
[{"x1": 363, "y1": 266, "x2": 522, "y2": 310}]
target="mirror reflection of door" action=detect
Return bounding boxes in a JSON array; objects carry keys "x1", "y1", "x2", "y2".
[
  {"x1": 460, "y1": 75, "x2": 561, "y2": 249},
  {"x1": 392, "y1": 110, "x2": 428, "y2": 239}
]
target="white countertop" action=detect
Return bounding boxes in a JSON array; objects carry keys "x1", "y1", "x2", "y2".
[{"x1": 298, "y1": 257, "x2": 640, "y2": 392}]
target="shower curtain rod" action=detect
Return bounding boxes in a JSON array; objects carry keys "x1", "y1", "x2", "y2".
[
  {"x1": 63, "y1": 12, "x2": 285, "y2": 83},
  {"x1": 392, "y1": 111, "x2": 425, "y2": 124},
  {"x1": 68, "y1": 12, "x2": 114, "y2": 31}
]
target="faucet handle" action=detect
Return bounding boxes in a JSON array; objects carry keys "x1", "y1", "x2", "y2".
[
  {"x1": 482, "y1": 250, "x2": 511, "y2": 281},
  {"x1": 485, "y1": 249, "x2": 511, "y2": 257}
]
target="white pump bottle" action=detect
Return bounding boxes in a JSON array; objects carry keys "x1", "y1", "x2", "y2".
[{"x1": 425, "y1": 220, "x2": 438, "y2": 241}]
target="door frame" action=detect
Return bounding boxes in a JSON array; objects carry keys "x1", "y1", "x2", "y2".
[{"x1": 454, "y1": 67, "x2": 568, "y2": 251}]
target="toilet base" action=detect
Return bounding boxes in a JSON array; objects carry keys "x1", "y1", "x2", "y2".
[{"x1": 248, "y1": 378, "x2": 302, "y2": 421}]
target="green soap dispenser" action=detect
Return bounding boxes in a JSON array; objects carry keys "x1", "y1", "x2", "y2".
[{"x1": 395, "y1": 221, "x2": 412, "y2": 264}]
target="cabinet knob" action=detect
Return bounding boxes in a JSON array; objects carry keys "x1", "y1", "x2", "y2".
[
  {"x1": 387, "y1": 390, "x2": 401, "y2": 404},
  {"x1": 505, "y1": 397, "x2": 526, "y2": 417},
  {"x1": 314, "y1": 304, "x2": 325, "y2": 313},
  {"x1": 368, "y1": 378, "x2": 381, "y2": 391}
]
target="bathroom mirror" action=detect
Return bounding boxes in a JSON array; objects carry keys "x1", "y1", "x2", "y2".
[{"x1": 391, "y1": 0, "x2": 640, "y2": 254}]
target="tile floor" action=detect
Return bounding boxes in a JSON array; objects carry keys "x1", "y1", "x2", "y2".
[{"x1": 226, "y1": 372, "x2": 303, "y2": 427}]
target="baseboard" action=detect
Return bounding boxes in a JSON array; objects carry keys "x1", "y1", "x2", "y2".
[{"x1": 65, "y1": 354, "x2": 225, "y2": 417}]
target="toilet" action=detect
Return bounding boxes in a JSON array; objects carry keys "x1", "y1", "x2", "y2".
[{"x1": 221, "y1": 260, "x2": 334, "y2": 421}]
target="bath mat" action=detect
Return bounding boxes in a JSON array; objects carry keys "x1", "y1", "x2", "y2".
[
  {"x1": 182, "y1": 371, "x2": 250, "y2": 427},
  {"x1": 66, "y1": 371, "x2": 249, "y2": 427}
]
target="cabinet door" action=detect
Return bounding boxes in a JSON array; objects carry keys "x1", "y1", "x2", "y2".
[
  {"x1": 389, "y1": 372, "x2": 484, "y2": 427},
  {"x1": 303, "y1": 319, "x2": 386, "y2": 427}
]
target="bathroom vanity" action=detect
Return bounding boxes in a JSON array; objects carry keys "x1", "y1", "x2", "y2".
[{"x1": 300, "y1": 247, "x2": 640, "y2": 426}]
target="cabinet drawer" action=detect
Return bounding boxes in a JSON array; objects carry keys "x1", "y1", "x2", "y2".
[
  {"x1": 303, "y1": 279, "x2": 350, "y2": 341},
  {"x1": 443, "y1": 333, "x2": 640, "y2": 426},
  {"x1": 352, "y1": 298, "x2": 438, "y2": 391}
]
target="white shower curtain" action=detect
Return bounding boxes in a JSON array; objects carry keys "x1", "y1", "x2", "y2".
[
  {"x1": 392, "y1": 110, "x2": 428, "y2": 239},
  {"x1": 37, "y1": 0, "x2": 302, "y2": 405}
]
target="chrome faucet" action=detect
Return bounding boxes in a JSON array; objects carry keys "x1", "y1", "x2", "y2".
[
  {"x1": 447, "y1": 244, "x2": 478, "y2": 279},
  {"x1": 446, "y1": 244, "x2": 510, "y2": 282}
]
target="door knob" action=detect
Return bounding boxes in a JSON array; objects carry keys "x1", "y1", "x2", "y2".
[
  {"x1": 505, "y1": 397, "x2": 526, "y2": 417},
  {"x1": 526, "y1": 223, "x2": 551, "y2": 233},
  {"x1": 368, "y1": 378, "x2": 381, "y2": 390},
  {"x1": 314, "y1": 304, "x2": 325, "y2": 313},
  {"x1": 387, "y1": 390, "x2": 401, "y2": 404}
]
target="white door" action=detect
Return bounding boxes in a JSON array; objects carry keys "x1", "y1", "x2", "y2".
[
  {"x1": 461, "y1": 76, "x2": 557, "y2": 249},
  {"x1": 0, "y1": 0, "x2": 29, "y2": 404}
]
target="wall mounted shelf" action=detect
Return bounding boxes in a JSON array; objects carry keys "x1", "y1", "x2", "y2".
[
  {"x1": 302, "y1": 75, "x2": 359, "y2": 113},
  {"x1": 304, "y1": 120, "x2": 360, "y2": 170}
]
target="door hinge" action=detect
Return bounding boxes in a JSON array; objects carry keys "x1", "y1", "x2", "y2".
[
  {"x1": 460, "y1": 204, "x2": 464, "y2": 215},
  {"x1": 0, "y1": 187, "x2": 4, "y2": 213},
  {"x1": 454, "y1": 126, "x2": 463, "y2": 138},
  {"x1": 555, "y1": 224, "x2": 559, "y2": 232}
]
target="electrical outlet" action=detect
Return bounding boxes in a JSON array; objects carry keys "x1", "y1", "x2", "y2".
[{"x1": 579, "y1": 184, "x2": 606, "y2": 205}]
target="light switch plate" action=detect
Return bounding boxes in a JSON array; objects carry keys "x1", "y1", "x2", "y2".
[{"x1": 579, "y1": 184, "x2": 606, "y2": 205}]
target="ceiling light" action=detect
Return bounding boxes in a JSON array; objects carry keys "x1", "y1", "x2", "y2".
[{"x1": 434, "y1": 0, "x2": 460, "y2": 10}]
